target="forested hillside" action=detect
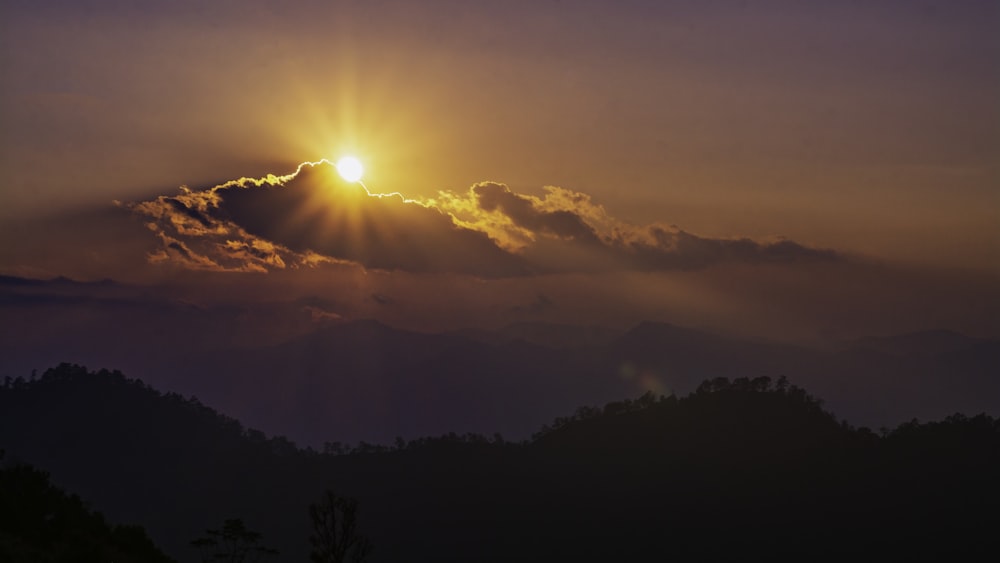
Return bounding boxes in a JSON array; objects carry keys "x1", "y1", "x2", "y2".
[
  {"x1": 0, "y1": 453, "x2": 174, "y2": 562},
  {"x1": 2, "y1": 365, "x2": 997, "y2": 561}
]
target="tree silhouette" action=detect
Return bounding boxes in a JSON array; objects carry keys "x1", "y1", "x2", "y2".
[
  {"x1": 190, "y1": 519, "x2": 278, "y2": 563},
  {"x1": 308, "y1": 491, "x2": 372, "y2": 563},
  {"x1": 6, "y1": 364, "x2": 998, "y2": 561},
  {"x1": 0, "y1": 450, "x2": 174, "y2": 562}
]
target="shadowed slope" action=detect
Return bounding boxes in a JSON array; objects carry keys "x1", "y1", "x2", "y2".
[{"x1": 2, "y1": 366, "x2": 998, "y2": 561}]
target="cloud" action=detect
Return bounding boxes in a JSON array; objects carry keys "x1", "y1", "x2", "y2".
[
  {"x1": 434, "y1": 182, "x2": 838, "y2": 272},
  {"x1": 471, "y1": 182, "x2": 602, "y2": 245},
  {"x1": 125, "y1": 161, "x2": 837, "y2": 277},
  {"x1": 126, "y1": 162, "x2": 528, "y2": 277}
]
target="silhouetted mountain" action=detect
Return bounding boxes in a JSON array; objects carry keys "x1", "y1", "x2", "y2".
[
  {"x1": 149, "y1": 318, "x2": 996, "y2": 446},
  {"x1": 0, "y1": 275, "x2": 124, "y2": 307},
  {"x1": 0, "y1": 274, "x2": 119, "y2": 290},
  {"x1": 609, "y1": 320, "x2": 817, "y2": 387},
  {"x1": 0, "y1": 275, "x2": 47, "y2": 287},
  {"x1": 2, "y1": 276, "x2": 998, "y2": 447},
  {"x1": 2, "y1": 365, "x2": 997, "y2": 562},
  {"x1": 451, "y1": 321, "x2": 623, "y2": 349},
  {"x1": 190, "y1": 319, "x2": 626, "y2": 445},
  {"x1": 0, "y1": 365, "x2": 311, "y2": 562},
  {"x1": 629, "y1": 321, "x2": 1000, "y2": 419},
  {"x1": 0, "y1": 453, "x2": 175, "y2": 562},
  {"x1": 848, "y1": 328, "x2": 987, "y2": 356}
]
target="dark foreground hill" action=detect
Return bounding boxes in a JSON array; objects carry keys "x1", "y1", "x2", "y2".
[
  {"x1": 2, "y1": 365, "x2": 998, "y2": 561},
  {"x1": 0, "y1": 454, "x2": 175, "y2": 562}
]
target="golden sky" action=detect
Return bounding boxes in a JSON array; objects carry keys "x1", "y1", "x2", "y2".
[{"x1": 1, "y1": 0, "x2": 998, "y2": 341}]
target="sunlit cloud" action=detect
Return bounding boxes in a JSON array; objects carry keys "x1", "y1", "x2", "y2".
[
  {"x1": 432, "y1": 181, "x2": 838, "y2": 272},
  {"x1": 124, "y1": 161, "x2": 529, "y2": 277},
  {"x1": 124, "y1": 161, "x2": 838, "y2": 277}
]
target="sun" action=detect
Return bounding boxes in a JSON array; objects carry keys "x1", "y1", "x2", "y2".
[{"x1": 335, "y1": 156, "x2": 364, "y2": 183}]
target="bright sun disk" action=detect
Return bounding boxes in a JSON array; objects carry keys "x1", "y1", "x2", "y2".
[{"x1": 336, "y1": 156, "x2": 364, "y2": 183}]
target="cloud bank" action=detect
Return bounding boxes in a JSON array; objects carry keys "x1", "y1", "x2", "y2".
[{"x1": 125, "y1": 161, "x2": 837, "y2": 277}]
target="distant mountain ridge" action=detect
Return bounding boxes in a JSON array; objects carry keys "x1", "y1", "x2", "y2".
[
  {"x1": 450, "y1": 321, "x2": 624, "y2": 349},
  {"x1": 0, "y1": 274, "x2": 119, "y2": 288},
  {"x1": 1, "y1": 274, "x2": 998, "y2": 446},
  {"x1": 192, "y1": 317, "x2": 1000, "y2": 445},
  {"x1": 847, "y1": 328, "x2": 988, "y2": 356}
]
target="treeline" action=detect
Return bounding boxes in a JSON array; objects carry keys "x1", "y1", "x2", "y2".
[
  {"x1": 534, "y1": 375, "x2": 823, "y2": 437},
  {"x1": 1, "y1": 453, "x2": 373, "y2": 563},
  {"x1": 2, "y1": 364, "x2": 998, "y2": 561},
  {"x1": 1, "y1": 366, "x2": 302, "y2": 458},
  {"x1": 2, "y1": 365, "x2": 512, "y2": 459},
  {"x1": 0, "y1": 452, "x2": 174, "y2": 563}
]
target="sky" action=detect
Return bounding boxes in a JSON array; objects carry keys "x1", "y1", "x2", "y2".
[{"x1": 1, "y1": 0, "x2": 998, "y2": 342}]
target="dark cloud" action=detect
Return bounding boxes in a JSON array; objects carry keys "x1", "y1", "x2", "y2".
[
  {"x1": 128, "y1": 162, "x2": 529, "y2": 277},
  {"x1": 157, "y1": 235, "x2": 233, "y2": 271},
  {"x1": 438, "y1": 182, "x2": 838, "y2": 273},
  {"x1": 166, "y1": 241, "x2": 193, "y2": 260},
  {"x1": 164, "y1": 197, "x2": 213, "y2": 228},
  {"x1": 126, "y1": 161, "x2": 837, "y2": 277},
  {"x1": 216, "y1": 167, "x2": 529, "y2": 277},
  {"x1": 472, "y1": 182, "x2": 601, "y2": 245}
]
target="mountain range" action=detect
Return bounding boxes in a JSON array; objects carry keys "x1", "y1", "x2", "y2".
[
  {"x1": 1, "y1": 275, "x2": 998, "y2": 447},
  {"x1": 2, "y1": 365, "x2": 997, "y2": 562}
]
